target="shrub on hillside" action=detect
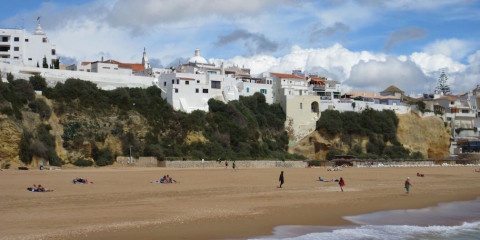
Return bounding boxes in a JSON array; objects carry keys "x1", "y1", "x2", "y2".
[{"x1": 73, "y1": 159, "x2": 94, "y2": 167}]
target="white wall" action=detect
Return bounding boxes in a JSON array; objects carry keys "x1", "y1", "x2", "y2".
[
  {"x1": 0, "y1": 62, "x2": 155, "y2": 90},
  {"x1": 237, "y1": 81, "x2": 274, "y2": 104}
]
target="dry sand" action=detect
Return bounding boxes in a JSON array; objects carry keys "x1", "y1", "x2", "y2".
[{"x1": 1, "y1": 166, "x2": 480, "y2": 239}]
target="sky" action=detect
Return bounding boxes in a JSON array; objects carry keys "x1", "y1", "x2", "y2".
[{"x1": 1, "y1": 0, "x2": 480, "y2": 95}]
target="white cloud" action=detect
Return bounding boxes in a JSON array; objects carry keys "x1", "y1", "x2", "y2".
[
  {"x1": 211, "y1": 44, "x2": 386, "y2": 80},
  {"x1": 409, "y1": 52, "x2": 466, "y2": 75},
  {"x1": 423, "y1": 38, "x2": 474, "y2": 60},
  {"x1": 212, "y1": 44, "x2": 480, "y2": 94},
  {"x1": 346, "y1": 57, "x2": 434, "y2": 93}
]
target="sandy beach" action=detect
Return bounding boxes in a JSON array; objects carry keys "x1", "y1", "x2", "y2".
[{"x1": 1, "y1": 166, "x2": 480, "y2": 240}]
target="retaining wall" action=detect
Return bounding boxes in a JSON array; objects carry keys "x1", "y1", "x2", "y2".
[{"x1": 163, "y1": 160, "x2": 308, "y2": 168}]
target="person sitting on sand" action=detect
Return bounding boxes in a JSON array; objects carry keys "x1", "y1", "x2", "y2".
[{"x1": 417, "y1": 172, "x2": 425, "y2": 177}]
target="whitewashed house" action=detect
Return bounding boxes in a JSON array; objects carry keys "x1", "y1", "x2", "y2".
[{"x1": 0, "y1": 22, "x2": 57, "y2": 67}]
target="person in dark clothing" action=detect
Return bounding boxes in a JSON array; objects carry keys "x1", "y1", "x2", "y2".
[
  {"x1": 279, "y1": 171, "x2": 284, "y2": 188},
  {"x1": 339, "y1": 177, "x2": 345, "y2": 192}
]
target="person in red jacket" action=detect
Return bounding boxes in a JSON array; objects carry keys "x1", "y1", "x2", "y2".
[{"x1": 339, "y1": 177, "x2": 345, "y2": 192}]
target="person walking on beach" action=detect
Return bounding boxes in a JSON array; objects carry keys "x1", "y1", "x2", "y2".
[
  {"x1": 225, "y1": 160, "x2": 228, "y2": 169},
  {"x1": 339, "y1": 177, "x2": 345, "y2": 192},
  {"x1": 279, "y1": 171, "x2": 284, "y2": 188},
  {"x1": 201, "y1": 158, "x2": 205, "y2": 169},
  {"x1": 405, "y1": 177, "x2": 412, "y2": 194},
  {"x1": 232, "y1": 161, "x2": 236, "y2": 171}
]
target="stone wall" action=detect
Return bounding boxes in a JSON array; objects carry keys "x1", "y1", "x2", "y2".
[
  {"x1": 116, "y1": 156, "x2": 160, "y2": 167},
  {"x1": 163, "y1": 160, "x2": 308, "y2": 168}
]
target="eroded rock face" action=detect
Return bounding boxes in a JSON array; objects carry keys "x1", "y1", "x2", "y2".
[
  {"x1": 290, "y1": 113, "x2": 450, "y2": 159},
  {"x1": 0, "y1": 115, "x2": 22, "y2": 162},
  {"x1": 397, "y1": 114, "x2": 450, "y2": 159}
]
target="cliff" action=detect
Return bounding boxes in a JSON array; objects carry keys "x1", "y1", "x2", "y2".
[{"x1": 290, "y1": 112, "x2": 450, "y2": 159}]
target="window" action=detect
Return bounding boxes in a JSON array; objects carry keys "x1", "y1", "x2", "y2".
[
  {"x1": 207, "y1": 70, "x2": 217, "y2": 75},
  {"x1": 42, "y1": 38, "x2": 47, "y2": 43},
  {"x1": 51, "y1": 49, "x2": 56, "y2": 55},
  {"x1": 246, "y1": 87, "x2": 249, "y2": 93},
  {"x1": 14, "y1": 37, "x2": 19, "y2": 42},
  {"x1": 195, "y1": 88, "x2": 199, "y2": 93},
  {"x1": 211, "y1": 81, "x2": 221, "y2": 89},
  {"x1": 290, "y1": 81, "x2": 292, "y2": 84},
  {"x1": 260, "y1": 89, "x2": 267, "y2": 94},
  {"x1": 164, "y1": 82, "x2": 166, "y2": 87},
  {"x1": 1, "y1": 36, "x2": 8, "y2": 42},
  {"x1": 197, "y1": 80, "x2": 200, "y2": 83},
  {"x1": 185, "y1": 81, "x2": 189, "y2": 85},
  {"x1": 102, "y1": 67, "x2": 110, "y2": 69},
  {"x1": 25, "y1": 39, "x2": 29, "y2": 42},
  {"x1": 203, "y1": 89, "x2": 209, "y2": 93},
  {"x1": 14, "y1": 47, "x2": 19, "y2": 51},
  {"x1": 300, "y1": 103, "x2": 303, "y2": 109},
  {"x1": 172, "y1": 79, "x2": 174, "y2": 84},
  {"x1": 176, "y1": 79, "x2": 179, "y2": 84},
  {"x1": 175, "y1": 88, "x2": 178, "y2": 93},
  {"x1": 14, "y1": 56, "x2": 19, "y2": 59}
]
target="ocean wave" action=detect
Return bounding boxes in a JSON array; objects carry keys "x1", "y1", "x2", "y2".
[{"x1": 254, "y1": 221, "x2": 480, "y2": 240}]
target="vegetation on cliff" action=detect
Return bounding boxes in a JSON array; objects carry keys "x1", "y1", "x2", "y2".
[
  {"x1": 316, "y1": 109, "x2": 424, "y2": 160},
  {"x1": 1, "y1": 76, "x2": 303, "y2": 166}
]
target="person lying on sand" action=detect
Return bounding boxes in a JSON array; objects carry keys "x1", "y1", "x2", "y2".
[
  {"x1": 318, "y1": 177, "x2": 336, "y2": 182},
  {"x1": 417, "y1": 172, "x2": 425, "y2": 177},
  {"x1": 27, "y1": 184, "x2": 53, "y2": 192},
  {"x1": 73, "y1": 177, "x2": 90, "y2": 184}
]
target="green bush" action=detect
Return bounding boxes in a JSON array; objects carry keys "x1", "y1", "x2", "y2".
[
  {"x1": 73, "y1": 159, "x2": 94, "y2": 167},
  {"x1": 29, "y1": 74, "x2": 47, "y2": 91},
  {"x1": 28, "y1": 99, "x2": 51, "y2": 120}
]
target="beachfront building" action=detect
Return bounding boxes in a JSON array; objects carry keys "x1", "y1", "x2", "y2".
[{"x1": 0, "y1": 22, "x2": 57, "y2": 67}]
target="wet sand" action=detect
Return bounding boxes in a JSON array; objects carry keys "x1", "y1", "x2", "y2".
[{"x1": 1, "y1": 166, "x2": 479, "y2": 239}]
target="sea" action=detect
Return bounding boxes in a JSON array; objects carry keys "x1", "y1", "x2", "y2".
[{"x1": 251, "y1": 197, "x2": 480, "y2": 240}]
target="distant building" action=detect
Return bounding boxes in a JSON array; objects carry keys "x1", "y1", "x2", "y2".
[
  {"x1": 0, "y1": 22, "x2": 57, "y2": 68},
  {"x1": 69, "y1": 48, "x2": 152, "y2": 76}
]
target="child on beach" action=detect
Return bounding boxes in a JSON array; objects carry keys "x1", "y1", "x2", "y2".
[
  {"x1": 405, "y1": 177, "x2": 412, "y2": 194},
  {"x1": 339, "y1": 177, "x2": 345, "y2": 192}
]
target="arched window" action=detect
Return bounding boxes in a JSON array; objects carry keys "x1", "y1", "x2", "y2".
[{"x1": 311, "y1": 101, "x2": 319, "y2": 114}]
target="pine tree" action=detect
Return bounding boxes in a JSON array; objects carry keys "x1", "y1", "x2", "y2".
[{"x1": 436, "y1": 71, "x2": 451, "y2": 95}]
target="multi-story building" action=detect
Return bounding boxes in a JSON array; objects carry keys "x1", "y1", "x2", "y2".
[{"x1": 0, "y1": 22, "x2": 57, "y2": 67}]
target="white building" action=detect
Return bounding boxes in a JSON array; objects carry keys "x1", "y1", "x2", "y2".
[
  {"x1": 68, "y1": 48, "x2": 152, "y2": 76},
  {"x1": 0, "y1": 22, "x2": 57, "y2": 68},
  {"x1": 157, "y1": 49, "x2": 237, "y2": 112}
]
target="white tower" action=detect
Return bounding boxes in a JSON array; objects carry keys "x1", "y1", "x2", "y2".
[{"x1": 142, "y1": 47, "x2": 151, "y2": 70}]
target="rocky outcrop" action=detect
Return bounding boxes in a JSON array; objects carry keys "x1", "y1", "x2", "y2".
[
  {"x1": 0, "y1": 115, "x2": 22, "y2": 163},
  {"x1": 290, "y1": 112, "x2": 450, "y2": 159},
  {"x1": 396, "y1": 113, "x2": 450, "y2": 159}
]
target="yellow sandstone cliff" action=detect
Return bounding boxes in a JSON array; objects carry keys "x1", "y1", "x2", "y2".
[{"x1": 290, "y1": 112, "x2": 451, "y2": 160}]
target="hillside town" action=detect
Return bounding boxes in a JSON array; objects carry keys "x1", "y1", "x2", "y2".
[{"x1": 1, "y1": 22, "x2": 480, "y2": 158}]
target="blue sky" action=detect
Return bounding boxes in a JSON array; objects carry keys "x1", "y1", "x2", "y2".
[{"x1": 1, "y1": 0, "x2": 480, "y2": 94}]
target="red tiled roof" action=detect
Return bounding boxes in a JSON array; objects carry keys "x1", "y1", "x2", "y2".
[
  {"x1": 270, "y1": 72, "x2": 304, "y2": 80},
  {"x1": 81, "y1": 62, "x2": 91, "y2": 66},
  {"x1": 106, "y1": 60, "x2": 145, "y2": 72},
  {"x1": 310, "y1": 77, "x2": 325, "y2": 85}
]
